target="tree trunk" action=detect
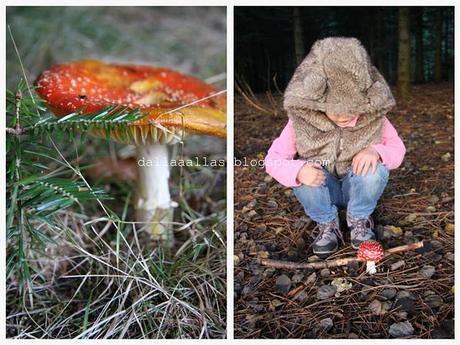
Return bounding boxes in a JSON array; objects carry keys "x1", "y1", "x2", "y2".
[
  {"x1": 442, "y1": 9, "x2": 451, "y2": 80},
  {"x1": 434, "y1": 8, "x2": 444, "y2": 82},
  {"x1": 375, "y1": 7, "x2": 386, "y2": 75},
  {"x1": 397, "y1": 7, "x2": 411, "y2": 98},
  {"x1": 414, "y1": 7, "x2": 425, "y2": 83},
  {"x1": 292, "y1": 7, "x2": 305, "y2": 65},
  {"x1": 368, "y1": 9, "x2": 376, "y2": 61}
]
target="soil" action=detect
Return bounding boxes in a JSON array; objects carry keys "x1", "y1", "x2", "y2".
[{"x1": 233, "y1": 83, "x2": 454, "y2": 339}]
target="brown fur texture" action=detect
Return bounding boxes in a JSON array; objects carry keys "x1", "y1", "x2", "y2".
[{"x1": 283, "y1": 37, "x2": 396, "y2": 177}]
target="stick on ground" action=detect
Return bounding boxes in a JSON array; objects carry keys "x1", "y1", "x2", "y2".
[{"x1": 259, "y1": 241, "x2": 424, "y2": 270}]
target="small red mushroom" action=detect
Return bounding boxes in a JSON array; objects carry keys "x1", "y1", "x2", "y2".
[{"x1": 357, "y1": 240, "x2": 384, "y2": 275}]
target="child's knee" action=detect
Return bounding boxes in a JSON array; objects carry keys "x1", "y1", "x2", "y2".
[
  {"x1": 353, "y1": 162, "x2": 388, "y2": 183},
  {"x1": 293, "y1": 183, "x2": 327, "y2": 195},
  {"x1": 372, "y1": 162, "x2": 389, "y2": 181},
  {"x1": 293, "y1": 183, "x2": 329, "y2": 203}
]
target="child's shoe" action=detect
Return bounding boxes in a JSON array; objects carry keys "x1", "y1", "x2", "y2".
[
  {"x1": 312, "y1": 217, "x2": 343, "y2": 255},
  {"x1": 347, "y1": 214, "x2": 376, "y2": 249}
]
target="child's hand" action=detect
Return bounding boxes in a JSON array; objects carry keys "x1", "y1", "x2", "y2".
[
  {"x1": 296, "y1": 162, "x2": 325, "y2": 187},
  {"x1": 352, "y1": 146, "x2": 381, "y2": 176}
]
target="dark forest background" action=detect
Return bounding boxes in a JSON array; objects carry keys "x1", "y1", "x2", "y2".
[{"x1": 235, "y1": 6, "x2": 454, "y2": 95}]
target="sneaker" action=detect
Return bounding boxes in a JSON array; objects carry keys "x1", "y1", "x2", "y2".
[
  {"x1": 347, "y1": 214, "x2": 376, "y2": 249},
  {"x1": 312, "y1": 217, "x2": 343, "y2": 255}
]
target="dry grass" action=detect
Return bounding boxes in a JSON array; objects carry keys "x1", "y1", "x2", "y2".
[
  {"x1": 6, "y1": 6, "x2": 227, "y2": 339},
  {"x1": 6, "y1": 134, "x2": 227, "y2": 339}
]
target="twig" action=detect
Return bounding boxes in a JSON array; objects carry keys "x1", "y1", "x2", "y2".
[
  {"x1": 391, "y1": 192, "x2": 420, "y2": 198},
  {"x1": 260, "y1": 256, "x2": 362, "y2": 270},
  {"x1": 272, "y1": 73, "x2": 283, "y2": 95},
  {"x1": 259, "y1": 241, "x2": 424, "y2": 270},
  {"x1": 398, "y1": 211, "x2": 451, "y2": 216},
  {"x1": 235, "y1": 76, "x2": 275, "y2": 115},
  {"x1": 6, "y1": 89, "x2": 26, "y2": 135},
  {"x1": 386, "y1": 241, "x2": 424, "y2": 254},
  {"x1": 440, "y1": 196, "x2": 454, "y2": 204},
  {"x1": 5, "y1": 127, "x2": 25, "y2": 135}
]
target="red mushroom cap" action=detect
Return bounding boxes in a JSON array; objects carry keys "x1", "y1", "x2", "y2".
[
  {"x1": 34, "y1": 60, "x2": 226, "y2": 143},
  {"x1": 357, "y1": 240, "x2": 384, "y2": 262}
]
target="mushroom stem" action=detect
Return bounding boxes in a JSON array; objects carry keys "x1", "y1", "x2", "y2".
[
  {"x1": 136, "y1": 143, "x2": 174, "y2": 246},
  {"x1": 366, "y1": 261, "x2": 377, "y2": 275}
]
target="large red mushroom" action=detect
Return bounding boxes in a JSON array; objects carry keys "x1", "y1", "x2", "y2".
[
  {"x1": 357, "y1": 240, "x2": 384, "y2": 275},
  {"x1": 35, "y1": 60, "x2": 226, "y2": 245}
]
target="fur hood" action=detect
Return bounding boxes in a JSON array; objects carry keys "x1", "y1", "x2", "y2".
[{"x1": 284, "y1": 37, "x2": 395, "y2": 118}]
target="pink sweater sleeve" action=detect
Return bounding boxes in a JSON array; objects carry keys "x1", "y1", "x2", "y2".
[
  {"x1": 265, "y1": 116, "x2": 406, "y2": 187},
  {"x1": 370, "y1": 116, "x2": 406, "y2": 170},
  {"x1": 264, "y1": 119, "x2": 305, "y2": 187}
]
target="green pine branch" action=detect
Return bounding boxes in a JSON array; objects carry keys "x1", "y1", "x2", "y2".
[
  {"x1": 6, "y1": 80, "x2": 145, "y2": 303},
  {"x1": 18, "y1": 176, "x2": 110, "y2": 217},
  {"x1": 30, "y1": 105, "x2": 149, "y2": 142}
]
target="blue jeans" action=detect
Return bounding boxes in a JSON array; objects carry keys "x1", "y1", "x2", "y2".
[{"x1": 293, "y1": 162, "x2": 389, "y2": 224}]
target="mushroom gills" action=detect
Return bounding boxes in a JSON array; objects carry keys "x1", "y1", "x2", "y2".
[{"x1": 100, "y1": 126, "x2": 184, "y2": 145}]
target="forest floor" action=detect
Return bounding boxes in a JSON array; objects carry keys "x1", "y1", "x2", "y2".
[{"x1": 234, "y1": 83, "x2": 454, "y2": 339}]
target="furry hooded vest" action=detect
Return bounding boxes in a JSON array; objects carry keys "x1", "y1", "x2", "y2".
[{"x1": 283, "y1": 37, "x2": 396, "y2": 178}]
